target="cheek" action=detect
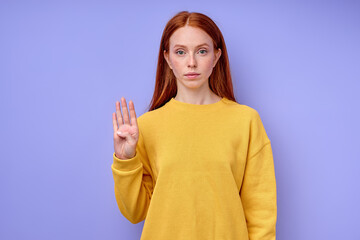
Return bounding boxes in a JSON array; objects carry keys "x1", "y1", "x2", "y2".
[
  {"x1": 203, "y1": 57, "x2": 215, "y2": 72},
  {"x1": 169, "y1": 59, "x2": 183, "y2": 76},
  {"x1": 205, "y1": 59, "x2": 214, "y2": 69},
  {"x1": 170, "y1": 58, "x2": 181, "y2": 69}
]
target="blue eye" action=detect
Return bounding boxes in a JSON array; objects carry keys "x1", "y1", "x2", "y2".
[
  {"x1": 199, "y1": 49, "x2": 207, "y2": 54},
  {"x1": 176, "y1": 50, "x2": 185, "y2": 55}
]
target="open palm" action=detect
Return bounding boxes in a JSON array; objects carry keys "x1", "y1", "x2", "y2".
[{"x1": 112, "y1": 97, "x2": 139, "y2": 160}]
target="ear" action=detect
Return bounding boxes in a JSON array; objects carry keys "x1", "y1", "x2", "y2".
[
  {"x1": 213, "y1": 48, "x2": 222, "y2": 68},
  {"x1": 163, "y1": 50, "x2": 172, "y2": 70}
]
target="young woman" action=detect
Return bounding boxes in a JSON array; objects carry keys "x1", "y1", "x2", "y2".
[{"x1": 111, "y1": 11, "x2": 277, "y2": 240}]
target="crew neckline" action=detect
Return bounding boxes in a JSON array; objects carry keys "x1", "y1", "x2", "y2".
[{"x1": 167, "y1": 97, "x2": 227, "y2": 111}]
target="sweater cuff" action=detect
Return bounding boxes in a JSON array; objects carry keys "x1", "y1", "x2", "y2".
[{"x1": 112, "y1": 152, "x2": 142, "y2": 171}]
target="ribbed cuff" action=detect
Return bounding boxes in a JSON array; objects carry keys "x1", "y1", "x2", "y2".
[{"x1": 112, "y1": 152, "x2": 142, "y2": 171}]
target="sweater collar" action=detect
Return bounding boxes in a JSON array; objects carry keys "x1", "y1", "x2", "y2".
[{"x1": 166, "y1": 97, "x2": 227, "y2": 111}]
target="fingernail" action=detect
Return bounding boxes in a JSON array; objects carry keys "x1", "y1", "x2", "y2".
[{"x1": 117, "y1": 131, "x2": 122, "y2": 135}]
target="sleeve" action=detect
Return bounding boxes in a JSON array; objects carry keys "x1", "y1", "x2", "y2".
[
  {"x1": 240, "y1": 110, "x2": 277, "y2": 240},
  {"x1": 111, "y1": 127, "x2": 154, "y2": 224}
]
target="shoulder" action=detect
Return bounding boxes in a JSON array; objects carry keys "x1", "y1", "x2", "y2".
[
  {"x1": 222, "y1": 97, "x2": 261, "y2": 120},
  {"x1": 221, "y1": 98, "x2": 270, "y2": 142},
  {"x1": 137, "y1": 105, "x2": 164, "y2": 122},
  {"x1": 224, "y1": 98, "x2": 271, "y2": 142},
  {"x1": 135, "y1": 104, "x2": 167, "y2": 130}
]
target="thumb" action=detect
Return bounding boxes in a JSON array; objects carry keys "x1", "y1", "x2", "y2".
[
  {"x1": 117, "y1": 131, "x2": 134, "y2": 142},
  {"x1": 117, "y1": 130, "x2": 126, "y2": 137}
]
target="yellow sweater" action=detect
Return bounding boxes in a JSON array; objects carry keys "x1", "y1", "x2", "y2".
[{"x1": 111, "y1": 97, "x2": 277, "y2": 240}]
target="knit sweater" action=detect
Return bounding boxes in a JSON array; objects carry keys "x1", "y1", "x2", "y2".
[{"x1": 111, "y1": 96, "x2": 277, "y2": 240}]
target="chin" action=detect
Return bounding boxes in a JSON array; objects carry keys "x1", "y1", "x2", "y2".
[{"x1": 181, "y1": 80, "x2": 207, "y2": 89}]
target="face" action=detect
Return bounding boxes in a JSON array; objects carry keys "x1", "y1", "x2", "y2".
[{"x1": 164, "y1": 25, "x2": 221, "y2": 91}]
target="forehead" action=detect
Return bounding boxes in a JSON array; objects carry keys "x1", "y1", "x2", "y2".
[{"x1": 169, "y1": 26, "x2": 213, "y2": 48}]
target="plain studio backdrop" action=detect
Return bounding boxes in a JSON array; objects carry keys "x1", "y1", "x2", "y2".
[{"x1": 0, "y1": 0, "x2": 359, "y2": 239}]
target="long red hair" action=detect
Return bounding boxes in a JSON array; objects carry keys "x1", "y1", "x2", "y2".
[{"x1": 147, "y1": 11, "x2": 236, "y2": 111}]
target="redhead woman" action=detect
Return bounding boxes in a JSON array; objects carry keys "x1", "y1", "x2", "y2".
[{"x1": 111, "y1": 11, "x2": 277, "y2": 240}]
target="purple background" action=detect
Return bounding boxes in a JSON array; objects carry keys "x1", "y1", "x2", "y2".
[{"x1": 1, "y1": 1, "x2": 359, "y2": 239}]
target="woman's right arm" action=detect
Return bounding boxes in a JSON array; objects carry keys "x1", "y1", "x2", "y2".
[{"x1": 111, "y1": 97, "x2": 154, "y2": 224}]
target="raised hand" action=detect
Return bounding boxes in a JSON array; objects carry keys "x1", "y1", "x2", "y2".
[{"x1": 112, "y1": 97, "x2": 139, "y2": 160}]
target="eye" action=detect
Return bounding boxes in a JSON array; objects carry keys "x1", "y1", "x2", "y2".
[
  {"x1": 199, "y1": 49, "x2": 208, "y2": 54},
  {"x1": 176, "y1": 50, "x2": 185, "y2": 55}
]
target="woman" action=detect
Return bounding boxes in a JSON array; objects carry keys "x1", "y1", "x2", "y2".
[{"x1": 111, "y1": 11, "x2": 277, "y2": 240}]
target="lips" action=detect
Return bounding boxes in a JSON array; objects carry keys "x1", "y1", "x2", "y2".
[
  {"x1": 184, "y1": 72, "x2": 200, "y2": 76},
  {"x1": 184, "y1": 73, "x2": 200, "y2": 79}
]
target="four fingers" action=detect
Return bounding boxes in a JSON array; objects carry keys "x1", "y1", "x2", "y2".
[{"x1": 113, "y1": 97, "x2": 137, "y2": 134}]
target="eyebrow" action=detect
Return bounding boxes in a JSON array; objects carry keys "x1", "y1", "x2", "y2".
[{"x1": 173, "y1": 43, "x2": 210, "y2": 49}]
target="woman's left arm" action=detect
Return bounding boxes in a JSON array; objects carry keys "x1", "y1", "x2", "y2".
[{"x1": 240, "y1": 110, "x2": 277, "y2": 240}]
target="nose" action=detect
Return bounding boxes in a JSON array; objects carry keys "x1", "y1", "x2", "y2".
[{"x1": 188, "y1": 52, "x2": 197, "y2": 68}]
